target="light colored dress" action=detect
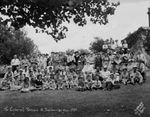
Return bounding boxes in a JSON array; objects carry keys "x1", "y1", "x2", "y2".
[{"x1": 82, "y1": 55, "x2": 95, "y2": 73}]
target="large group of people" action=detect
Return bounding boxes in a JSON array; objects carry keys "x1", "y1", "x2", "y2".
[{"x1": 0, "y1": 40, "x2": 147, "y2": 93}]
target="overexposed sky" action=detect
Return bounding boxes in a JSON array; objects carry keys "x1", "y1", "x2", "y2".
[{"x1": 25, "y1": 0, "x2": 150, "y2": 53}]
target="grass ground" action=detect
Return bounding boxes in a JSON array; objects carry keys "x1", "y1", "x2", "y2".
[{"x1": 0, "y1": 71, "x2": 150, "y2": 117}]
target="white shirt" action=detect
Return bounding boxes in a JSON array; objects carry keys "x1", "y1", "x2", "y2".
[
  {"x1": 67, "y1": 55, "x2": 75, "y2": 62},
  {"x1": 111, "y1": 44, "x2": 116, "y2": 50},
  {"x1": 11, "y1": 58, "x2": 20, "y2": 66},
  {"x1": 137, "y1": 54, "x2": 146, "y2": 63},
  {"x1": 102, "y1": 44, "x2": 108, "y2": 50},
  {"x1": 123, "y1": 43, "x2": 128, "y2": 48},
  {"x1": 100, "y1": 70, "x2": 110, "y2": 80}
]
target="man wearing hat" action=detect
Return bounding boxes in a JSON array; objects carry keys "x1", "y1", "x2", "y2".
[
  {"x1": 74, "y1": 51, "x2": 80, "y2": 66},
  {"x1": 100, "y1": 65, "x2": 110, "y2": 82},
  {"x1": 120, "y1": 66, "x2": 129, "y2": 85},
  {"x1": 130, "y1": 65, "x2": 143, "y2": 85},
  {"x1": 94, "y1": 53, "x2": 102, "y2": 70}
]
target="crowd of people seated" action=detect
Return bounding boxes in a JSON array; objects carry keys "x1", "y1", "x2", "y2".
[{"x1": 0, "y1": 40, "x2": 147, "y2": 93}]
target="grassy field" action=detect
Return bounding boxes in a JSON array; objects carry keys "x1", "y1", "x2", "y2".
[{"x1": 0, "y1": 72, "x2": 150, "y2": 117}]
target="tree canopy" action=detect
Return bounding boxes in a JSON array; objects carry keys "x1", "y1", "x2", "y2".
[
  {"x1": 89, "y1": 37, "x2": 104, "y2": 52},
  {"x1": 0, "y1": 18, "x2": 39, "y2": 64},
  {"x1": 0, "y1": 0, "x2": 120, "y2": 42}
]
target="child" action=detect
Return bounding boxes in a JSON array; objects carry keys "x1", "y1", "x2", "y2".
[
  {"x1": 23, "y1": 65, "x2": 29, "y2": 78},
  {"x1": 120, "y1": 67, "x2": 129, "y2": 85},
  {"x1": 92, "y1": 75, "x2": 103, "y2": 90},
  {"x1": 66, "y1": 73, "x2": 74, "y2": 89},
  {"x1": 14, "y1": 66, "x2": 20, "y2": 78},
  {"x1": 49, "y1": 79, "x2": 56, "y2": 90},
  {"x1": 48, "y1": 66, "x2": 55, "y2": 80},
  {"x1": 76, "y1": 75, "x2": 85, "y2": 91},
  {"x1": 35, "y1": 74, "x2": 43, "y2": 89},
  {"x1": 72, "y1": 71, "x2": 78, "y2": 87},
  {"x1": 85, "y1": 73, "x2": 93, "y2": 91},
  {"x1": 29, "y1": 70, "x2": 37, "y2": 88},
  {"x1": 55, "y1": 70, "x2": 63, "y2": 90}
]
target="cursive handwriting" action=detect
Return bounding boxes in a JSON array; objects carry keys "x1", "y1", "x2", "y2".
[{"x1": 3, "y1": 107, "x2": 77, "y2": 113}]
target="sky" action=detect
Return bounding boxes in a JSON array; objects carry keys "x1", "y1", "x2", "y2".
[{"x1": 25, "y1": 0, "x2": 150, "y2": 53}]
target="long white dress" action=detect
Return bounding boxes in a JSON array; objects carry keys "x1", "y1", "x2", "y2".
[{"x1": 82, "y1": 55, "x2": 95, "y2": 73}]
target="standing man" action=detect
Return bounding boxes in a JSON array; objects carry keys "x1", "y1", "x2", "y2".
[
  {"x1": 11, "y1": 55, "x2": 20, "y2": 72},
  {"x1": 74, "y1": 51, "x2": 80, "y2": 66},
  {"x1": 94, "y1": 53, "x2": 102, "y2": 70}
]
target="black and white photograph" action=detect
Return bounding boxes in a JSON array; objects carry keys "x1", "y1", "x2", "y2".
[{"x1": 0, "y1": 0, "x2": 150, "y2": 117}]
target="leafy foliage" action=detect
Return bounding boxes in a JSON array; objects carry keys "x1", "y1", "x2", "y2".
[
  {"x1": 78, "y1": 49, "x2": 90, "y2": 55},
  {"x1": 0, "y1": 0, "x2": 120, "y2": 42},
  {"x1": 89, "y1": 37, "x2": 104, "y2": 52},
  {"x1": 66, "y1": 49, "x2": 75, "y2": 55},
  {"x1": 143, "y1": 29, "x2": 150, "y2": 54},
  {"x1": 0, "y1": 19, "x2": 38, "y2": 64}
]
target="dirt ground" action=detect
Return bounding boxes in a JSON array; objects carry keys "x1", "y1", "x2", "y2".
[{"x1": 0, "y1": 71, "x2": 150, "y2": 117}]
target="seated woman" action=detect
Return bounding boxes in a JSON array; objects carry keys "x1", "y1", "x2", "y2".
[
  {"x1": 35, "y1": 74, "x2": 43, "y2": 89},
  {"x1": 20, "y1": 77, "x2": 31, "y2": 93},
  {"x1": 10, "y1": 69, "x2": 25, "y2": 91},
  {"x1": 0, "y1": 66, "x2": 14, "y2": 90},
  {"x1": 92, "y1": 75, "x2": 103, "y2": 90}
]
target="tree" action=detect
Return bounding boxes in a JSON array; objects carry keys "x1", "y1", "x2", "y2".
[
  {"x1": 0, "y1": 19, "x2": 39, "y2": 64},
  {"x1": 78, "y1": 49, "x2": 90, "y2": 55},
  {"x1": 0, "y1": 0, "x2": 120, "y2": 42},
  {"x1": 143, "y1": 29, "x2": 150, "y2": 54},
  {"x1": 89, "y1": 37, "x2": 104, "y2": 52},
  {"x1": 66, "y1": 49, "x2": 75, "y2": 55}
]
